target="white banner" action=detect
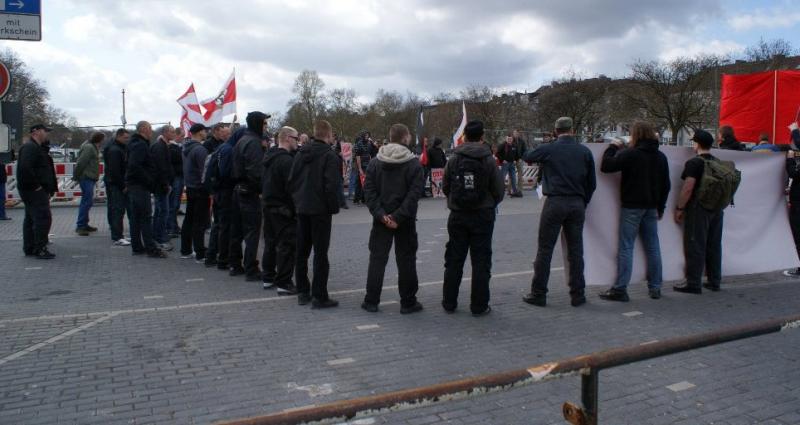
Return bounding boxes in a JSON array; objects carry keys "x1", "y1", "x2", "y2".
[{"x1": 581, "y1": 144, "x2": 796, "y2": 286}]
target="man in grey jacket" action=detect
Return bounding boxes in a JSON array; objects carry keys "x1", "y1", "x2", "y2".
[
  {"x1": 179, "y1": 124, "x2": 210, "y2": 261},
  {"x1": 441, "y1": 120, "x2": 505, "y2": 316}
]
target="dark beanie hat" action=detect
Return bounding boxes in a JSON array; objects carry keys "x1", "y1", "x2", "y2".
[{"x1": 246, "y1": 111, "x2": 270, "y2": 134}]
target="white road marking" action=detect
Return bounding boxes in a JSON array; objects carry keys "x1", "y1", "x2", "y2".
[
  {"x1": 143, "y1": 295, "x2": 164, "y2": 300},
  {"x1": 623, "y1": 311, "x2": 644, "y2": 317},
  {"x1": 0, "y1": 313, "x2": 119, "y2": 367},
  {"x1": 185, "y1": 278, "x2": 205, "y2": 283},
  {"x1": 381, "y1": 301, "x2": 399, "y2": 306},
  {"x1": 24, "y1": 267, "x2": 42, "y2": 271},
  {"x1": 287, "y1": 382, "x2": 334, "y2": 397},
  {"x1": 357, "y1": 324, "x2": 380, "y2": 331},
  {"x1": 666, "y1": 381, "x2": 696, "y2": 392},
  {"x1": 327, "y1": 358, "x2": 355, "y2": 366}
]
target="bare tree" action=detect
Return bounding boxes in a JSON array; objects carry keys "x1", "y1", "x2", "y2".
[
  {"x1": 627, "y1": 56, "x2": 721, "y2": 145},
  {"x1": 325, "y1": 88, "x2": 358, "y2": 137},
  {"x1": 289, "y1": 70, "x2": 326, "y2": 131},
  {"x1": 534, "y1": 72, "x2": 610, "y2": 139},
  {"x1": 744, "y1": 37, "x2": 795, "y2": 62}
]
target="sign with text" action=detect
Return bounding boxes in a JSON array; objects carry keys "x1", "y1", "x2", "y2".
[
  {"x1": 0, "y1": 0, "x2": 41, "y2": 41},
  {"x1": 431, "y1": 168, "x2": 445, "y2": 198}
]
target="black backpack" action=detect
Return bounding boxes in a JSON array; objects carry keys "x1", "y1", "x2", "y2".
[
  {"x1": 201, "y1": 145, "x2": 222, "y2": 193},
  {"x1": 450, "y1": 153, "x2": 489, "y2": 209}
]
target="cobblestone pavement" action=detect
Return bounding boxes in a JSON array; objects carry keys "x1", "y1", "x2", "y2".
[{"x1": 0, "y1": 193, "x2": 798, "y2": 425}]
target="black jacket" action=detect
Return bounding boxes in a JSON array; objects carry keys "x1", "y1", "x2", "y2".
[
  {"x1": 427, "y1": 147, "x2": 447, "y2": 169},
  {"x1": 126, "y1": 133, "x2": 157, "y2": 191},
  {"x1": 601, "y1": 139, "x2": 671, "y2": 215},
  {"x1": 168, "y1": 142, "x2": 183, "y2": 178},
  {"x1": 17, "y1": 139, "x2": 57, "y2": 193},
  {"x1": 262, "y1": 147, "x2": 295, "y2": 212},
  {"x1": 149, "y1": 137, "x2": 173, "y2": 193},
  {"x1": 443, "y1": 142, "x2": 505, "y2": 211},
  {"x1": 787, "y1": 158, "x2": 800, "y2": 203},
  {"x1": 103, "y1": 140, "x2": 128, "y2": 188},
  {"x1": 231, "y1": 130, "x2": 265, "y2": 194},
  {"x1": 720, "y1": 135, "x2": 746, "y2": 151},
  {"x1": 495, "y1": 141, "x2": 519, "y2": 163},
  {"x1": 289, "y1": 139, "x2": 341, "y2": 216},
  {"x1": 203, "y1": 136, "x2": 224, "y2": 154},
  {"x1": 364, "y1": 143, "x2": 425, "y2": 224},
  {"x1": 0, "y1": 157, "x2": 6, "y2": 184},
  {"x1": 524, "y1": 135, "x2": 597, "y2": 205}
]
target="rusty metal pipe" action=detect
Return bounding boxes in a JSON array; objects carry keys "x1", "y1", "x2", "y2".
[{"x1": 217, "y1": 314, "x2": 800, "y2": 425}]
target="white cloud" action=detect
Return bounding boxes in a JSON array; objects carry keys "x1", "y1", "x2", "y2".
[{"x1": 729, "y1": 8, "x2": 800, "y2": 31}]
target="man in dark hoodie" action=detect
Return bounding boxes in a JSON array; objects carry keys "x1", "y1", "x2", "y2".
[
  {"x1": 126, "y1": 121, "x2": 167, "y2": 258},
  {"x1": 229, "y1": 112, "x2": 269, "y2": 281},
  {"x1": 441, "y1": 120, "x2": 505, "y2": 316},
  {"x1": 206, "y1": 127, "x2": 244, "y2": 270},
  {"x1": 167, "y1": 127, "x2": 184, "y2": 238},
  {"x1": 718, "y1": 125, "x2": 746, "y2": 151},
  {"x1": 150, "y1": 126, "x2": 176, "y2": 250},
  {"x1": 17, "y1": 124, "x2": 57, "y2": 259},
  {"x1": 180, "y1": 124, "x2": 210, "y2": 261},
  {"x1": 598, "y1": 121, "x2": 670, "y2": 302},
  {"x1": 104, "y1": 128, "x2": 131, "y2": 246},
  {"x1": 262, "y1": 126, "x2": 301, "y2": 295},
  {"x1": 361, "y1": 124, "x2": 425, "y2": 314},
  {"x1": 289, "y1": 119, "x2": 342, "y2": 308},
  {"x1": 522, "y1": 117, "x2": 596, "y2": 308}
]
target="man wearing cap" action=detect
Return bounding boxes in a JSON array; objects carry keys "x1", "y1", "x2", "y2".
[
  {"x1": 229, "y1": 111, "x2": 270, "y2": 281},
  {"x1": 17, "y1": 124, "x2": 57, "y2": 259},
  {"x1": 441, "y1": 120, "x2": 505, "y2": 316},
  {"x1": 522, "y1": 117, "x2": 596, "y2": 308},
  {"x1": 673, "y1": 130, "x2": 724, "y2": 294},
  {"x1": 180, "y1": 124, "x2": 211, "y2": 261}
]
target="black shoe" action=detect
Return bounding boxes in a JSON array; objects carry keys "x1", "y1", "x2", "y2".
[
  {"x1": 649, "y1": 288, "x2": 662, "y2": 299},
  {"x1": 229, "y1": 266, "x2": 245, "y2": 277},
  {"x1": 311, "y1": 298, "x2": 339, "y2": 309},
  {"x1": 361, "y1": 302, "x2": 378, "y2": 313},
  {"x1": 401, "y1": 302, "x2": 424, "y2": 315},
  {"x1": 471, "y1": 306, "x2": 491, "y2": 317},
  {"x1": 277, "y1": 284, "x2": 298, "y2": 296},
  {"x1": 673, "y1": 283, "x2": 702, "y2": 294},
  {"x1": 441, "y1": 301, "x2": 456, "y2": 314},
  {"x1": 598, "y1": 289, "x2": 629, "y2": 302},
  {"x1": 76, "y1": 228, "x2": 91, "y2": 236},
  {"x1": 702, "y1": 283, "x2": 721, "y2": 292},
  {"x1": 783, "y1": 268, "x2": 800, "y2": 277},
  {"x1": 571, "y1": 296, "x2": 587, "y2": 307},
  {"x1": 147, "y1": 250, "x2": 167, "y2": 259},
  {"x1": 298, "y1": 293, "x2": 312, "y2": 306},
  {"x1": 86, "y1": 225, "x2": 98, "y2": 232},
  {"x1": 35, "y1": 248, "x2": 56, "y2": 260},
  {"x1": 522, "y1": 293, "x2": 546, "y2": 307},
  {"x1": 204, "y1": 258, "x2": 218, "y2": 268}
]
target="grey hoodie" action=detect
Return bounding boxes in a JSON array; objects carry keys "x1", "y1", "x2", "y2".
[
  {"x1": 182, "y1": 139, "x2": 208, "y2": 190},
  {"x1": 364, "y1": 143, "x2": 425, "y2": 224}
]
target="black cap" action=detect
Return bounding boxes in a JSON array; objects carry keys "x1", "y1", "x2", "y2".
[
  {"x1": 464, "y1": 120, "x2": 484, "y2": 141},
  {"x1": 189, "y1": 123, "x2": 209, "y2": 134},
  {"x1": 691, "y1": 129, "x2": 714, "y2": 148},
  {"x1": 30, "y1": 124, "x2": 52, "y2": 133}
]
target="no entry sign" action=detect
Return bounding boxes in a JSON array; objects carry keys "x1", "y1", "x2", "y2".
[{"x1": 0, "y1": 62, "x2": 10, "y2": 99}]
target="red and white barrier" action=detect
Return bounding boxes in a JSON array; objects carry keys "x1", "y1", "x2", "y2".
[{"x1": 4, "y1": 162, "x2": 107, "y2": 203}]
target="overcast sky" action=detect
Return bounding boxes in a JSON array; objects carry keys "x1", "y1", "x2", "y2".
[{"x1": 2, "y1": 0, "x2": 798, "y2": 126}]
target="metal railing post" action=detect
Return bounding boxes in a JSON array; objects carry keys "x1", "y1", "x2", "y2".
[{"x1": 581, "y1": 369, "x2": 599, "y2": 425}]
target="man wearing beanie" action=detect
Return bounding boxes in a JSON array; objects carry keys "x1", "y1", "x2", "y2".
[{"x1": 441, "y1": 120, "x2": 505, "y2": 316}]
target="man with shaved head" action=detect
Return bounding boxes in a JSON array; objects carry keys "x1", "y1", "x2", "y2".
[{"x1": 126, "y1": 121, "x2": 167, "y2": 258}]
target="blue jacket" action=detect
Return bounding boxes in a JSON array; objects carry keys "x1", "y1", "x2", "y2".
[
  {"x1": 182, "y1": 139, "x2": 208, "y2": 190},
  {"x1": 524, "y1": 135, "x2": 596, "y2": 205}
]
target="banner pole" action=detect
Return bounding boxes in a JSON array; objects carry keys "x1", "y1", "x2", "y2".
[{"x1": 773, "y1": 71, "x2": 778, "y2": 141}]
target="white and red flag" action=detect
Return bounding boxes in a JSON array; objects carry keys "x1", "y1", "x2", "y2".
[
  {"x1": 452, "y1": 101, "x2": 467, "y2": 148},
  {"x1": 177, "y1": 83, "x2": 203, "y2": 135},
  {"x1": 202, "y1": 70, "x2": 237, "y2": 125}
]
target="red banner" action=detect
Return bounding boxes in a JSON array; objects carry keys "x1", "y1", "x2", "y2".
[{"x1": 719, "y1": 70, "x2": 800, "y2": 144}]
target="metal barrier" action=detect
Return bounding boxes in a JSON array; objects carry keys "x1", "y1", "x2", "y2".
[
  {"x1": 4, "y1": 162, "x2": 107, "y2": 203},
  {"x1": 216, "y1": 314, "x2": 800, "y2": 425}
]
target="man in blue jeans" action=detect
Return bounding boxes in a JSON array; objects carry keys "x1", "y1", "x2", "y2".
[
  {"x1": 73, "y1": 132, "x2": 105, "y2": 236},
  {"x1": 598, "y1": 121, "x2": 670, "y2": 301},
  {"x1": 496, "y1": 134, "x2": 521, "y2": 197},
  {"x1": 150, "y1": 126, "x2": 176, "y2": 250}
]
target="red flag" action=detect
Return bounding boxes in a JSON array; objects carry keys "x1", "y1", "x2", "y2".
[
  {"x1": 177, "y1": 83, "x2": 204, "y2": 124},
  {"x1": 420, "y1": 137, "x2": 429, "y2": 167},
  {"x1": 202, "y1": 70, "x2": 237, "y2": 125}
]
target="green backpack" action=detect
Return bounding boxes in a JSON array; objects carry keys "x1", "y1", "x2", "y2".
[{"x1": 695, "y1": 157, "x2": 741, "y2": 211}]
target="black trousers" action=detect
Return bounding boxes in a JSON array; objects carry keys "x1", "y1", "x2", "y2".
[
  {"x1": 228, "y1": 189, "x2": 262, "y2": 276},
  {"x1": 206, "y1": 188, "x2": 233, "y2": 266},
  {"x1": 530, "y1": 196, "x2": 586, "y2": 297},
  {"x1": 106, "y1": 185, "x2": 129, "y2": 241},
  {"x1": 128, "y1": 185, "x2": 157, "y2": 253},
  {"x1": 789, "y1": 202, "x2": 800, "y2": 263},
  {"x1": 261, "y1": 207, "x2": 278, "y2": 283},
  {"x1": 365, "y1": 220, "x2": 419, "y2": 307},
  {"x1": 683, "y1": 203, "x2": 723, "y2": 287},
  {"x1": 442, "y1": 209, "x2": 495, "y2": 313},
  {"x1": 20, "y1": 190, "x2": 52, "y2": 254},
  {"x1": 265, "y1": 209, "x2": 296, "y2": 287},
  {"x1": 180, "y1": 187, "x2": 210, "y2": 259},
  {"x1": 295, "y1": 214, "x2": 332, "y2": 300}
]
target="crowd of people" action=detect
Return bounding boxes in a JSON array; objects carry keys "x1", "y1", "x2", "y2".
[{"x1": 10, "y1": 115, "x2": 800, "y2": 314}]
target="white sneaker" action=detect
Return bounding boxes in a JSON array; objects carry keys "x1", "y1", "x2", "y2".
[
  {"x1": 180, "y1": 252, "x2": 195, "y2": 259},
  {"x1": 114, "y1": 239, "x2": 131, "y2": 246},
  {"x1": 158, "y1": 242, "x2": 174, "y2": 252}
]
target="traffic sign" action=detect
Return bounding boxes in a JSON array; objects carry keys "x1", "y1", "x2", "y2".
[
  {"x1": 0, "y1": 0, "x2": 40, "y2": 41},
  {"x1": 0, "y1": 62, "x2": 10, "y2": 99}
]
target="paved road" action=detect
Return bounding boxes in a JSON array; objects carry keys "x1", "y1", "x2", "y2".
[{"x1": 0, "y1": 194, "x2": 798, "y2": 425}]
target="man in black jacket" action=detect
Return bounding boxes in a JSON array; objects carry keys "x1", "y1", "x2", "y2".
[
  {"x1": 289, "y1": 119, "x2": 342, "y2": 308},
  {"x1": 167, "y1": 128, "x2": 184, "y2": 237},
  {"x1": 150, "y1": 126, "x2": 175, "y2": 249},
  {"x1": 262, "y1": 126, "x2": 300, "y2": 295},
  {"x1": 496, "y1": 133, "x2": 521, "y2": 197},
  {"x1": 104, "y1": 128, "x2": 131, "y2": 246},
  {"x1": 522, "y1": 117, "x2": 596, "y2": 308},
  {"x1": 0, "y1": 151, "x2": 9, "y2": 220},
  {"x1": 17, "y1": 124, "x2": 57, "y2": 259},
  {"x1": 784, "y1": 125, "x2": 800, "y2": 277},
  {"x1": 361, "y1": 124, "x2": 425, "y2": 314},
  {"x1": 598, "y1": 122, "x2": 670, "y2": 302},
  {"x1": 441, "y1": 121, "x2": 505, "y2": 316},
  {"x1": 180, "y1": 124, "x2": 210, "y2": 261},
  {"x1": 126, "y1": 121, "x2": 167, "y2": 258},
  {"x1": 203, "y1": 123, "x2": 231, "y2": 267},
  {"x1": 229, "y1": 112, "x2": 269, "y2": 281}
]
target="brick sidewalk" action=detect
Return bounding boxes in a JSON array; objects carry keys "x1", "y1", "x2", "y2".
[{"x1": 0, "y1": 198, "x2": 798, "y2": 424}]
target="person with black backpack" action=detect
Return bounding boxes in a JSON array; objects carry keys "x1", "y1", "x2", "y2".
[
  {"x1": 522, "y1": 117, "x2": 596, "y2": 308},
  {"x1": 179, "y1": 124, "x2": 211, "y2": 262},
  {"x1": 204, "y1": 127, "x2": 244, "y2": 271},
  {"x1": 441, "y1": 120, "x2": 505, "y2": 316},
  {"x1": 674, "y1": 129, "x2": 740, "y2": 293}
]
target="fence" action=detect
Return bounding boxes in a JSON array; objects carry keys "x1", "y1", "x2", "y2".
[{"x1": 215, "y1": 314, "x2": 800, "y2": 425}]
